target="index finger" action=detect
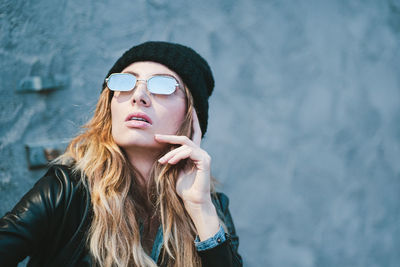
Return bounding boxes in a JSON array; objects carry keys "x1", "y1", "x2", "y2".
[{"x1": 192, "y1": 108, "x2": 202, "y2": 146}]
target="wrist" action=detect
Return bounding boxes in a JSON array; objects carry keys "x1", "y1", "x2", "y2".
[
  {"x1": 184, "y1": 200, "x2": 220, "y2": 241},
  {"x1": 183, "y1": 197, "x2": 215, "y2": 221}
]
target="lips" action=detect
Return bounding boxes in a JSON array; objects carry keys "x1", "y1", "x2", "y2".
[{"x1": 125, "y1": 112, "x2": 152, "y2": 125}]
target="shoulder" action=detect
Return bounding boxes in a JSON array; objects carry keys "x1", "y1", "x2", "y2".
[
  {"x1": 36, "y1": 164, "x2": 83, "y2": 191},
  {"x1": 0, "y1": 164, "x2": 91, "y2": 266},
  {"x1": 17, "y1": 164, "x2": 87, "y2": 213},
  {"x1": 44, "y1": 163, "x2": 78, "y2": 182}
]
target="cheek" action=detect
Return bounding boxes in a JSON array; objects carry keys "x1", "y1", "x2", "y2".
[
  {"x1": 110, "y1": 100, "x2": 116, "y2": 126},
  {"x1": 171, "y1": 102, "x2": 187, "y2": 128},
  {"x1": 158, "y1": 100, "x2": 187, "y2": 131},
  {"x1": 110, "y1": 99, "x2": 123, "y2": 137}
]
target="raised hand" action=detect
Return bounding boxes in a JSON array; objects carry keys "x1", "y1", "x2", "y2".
[{"x1": 155, "y1": 109, "x2": 219, "y2": 240}]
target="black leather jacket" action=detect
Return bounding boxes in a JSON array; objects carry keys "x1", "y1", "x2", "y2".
[{"x1": 0, "y1": 165, "x2": 242, "y2": 266}]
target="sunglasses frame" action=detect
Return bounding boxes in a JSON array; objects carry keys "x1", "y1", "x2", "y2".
[{"x1": 105, "y1": 73, "x2": 181, "y2": 95}]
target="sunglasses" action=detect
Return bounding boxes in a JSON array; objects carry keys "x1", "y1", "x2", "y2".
[{"x1": 105, "y1": 73, "x2": 180, "y2": 95}]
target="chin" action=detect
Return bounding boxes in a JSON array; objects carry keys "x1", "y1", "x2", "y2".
[{"x1": 114, "y1": 136, "x2": 164, "y2": 151}]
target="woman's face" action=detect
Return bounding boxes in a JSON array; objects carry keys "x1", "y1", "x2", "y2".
[{"x1": 110, "y1": 61, "x2": 187, "y2": 151}]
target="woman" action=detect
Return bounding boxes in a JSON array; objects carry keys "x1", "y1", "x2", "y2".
[{"x1": 0, "y1": 41, "x2": 242, "y2": 267}]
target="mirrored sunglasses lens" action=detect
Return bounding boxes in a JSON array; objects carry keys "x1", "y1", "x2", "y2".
[
  {"x1": 107, "y1": 74, "x2": 136, "y2": 91},
  {"x1": 148, "y1": 76, "x2": 177, "y2": 95}
]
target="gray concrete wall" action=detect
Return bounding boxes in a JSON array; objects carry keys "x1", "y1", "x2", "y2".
[{"x1": 1, "y1": 0, "x2": 399, "y2": 266}]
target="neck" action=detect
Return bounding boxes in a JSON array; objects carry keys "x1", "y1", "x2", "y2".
[{"x1": 123, "y1": 146, "x2": 161, "y2": 185}]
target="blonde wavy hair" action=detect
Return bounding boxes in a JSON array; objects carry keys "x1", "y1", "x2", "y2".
[{"x1": 56, "y1": 84, "x2": 214, "y2": 267}]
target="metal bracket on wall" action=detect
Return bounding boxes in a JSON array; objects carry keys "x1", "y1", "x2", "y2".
[
  {"x1": 17, "y1": 74, "x2": 68, "y2": 93},
  {"x1": 25, "y1": 141, "x2": 68, "y2": 169}
]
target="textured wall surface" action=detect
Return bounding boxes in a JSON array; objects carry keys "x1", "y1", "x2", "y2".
[{"x1": 1, "y1": 0, "x2": 400, "y2": 266}]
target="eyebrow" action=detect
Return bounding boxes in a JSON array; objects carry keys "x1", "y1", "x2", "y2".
[{"x1": 123, "y1": 71, "x2": 139, "y2": 76}]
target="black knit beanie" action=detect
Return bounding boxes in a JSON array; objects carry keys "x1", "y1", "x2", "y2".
[{"x1": 102, "y1": 41, "x2": 214, "y2": 137}]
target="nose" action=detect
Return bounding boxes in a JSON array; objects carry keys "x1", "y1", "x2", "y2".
[{"x1": 131, "y1": 81, "x2": 151, "y2": 106}]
